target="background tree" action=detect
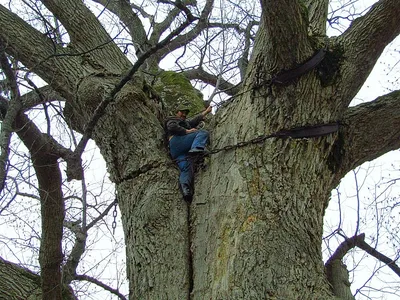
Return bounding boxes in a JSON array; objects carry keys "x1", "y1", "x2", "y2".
[{"x1": 0, "y1": 0, "x2": 400, "y2": 299}]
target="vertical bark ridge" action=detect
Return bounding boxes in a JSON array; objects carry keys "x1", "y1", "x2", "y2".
[{"x1": 187, "y1": 205, "x2": 194, "y2": 299}]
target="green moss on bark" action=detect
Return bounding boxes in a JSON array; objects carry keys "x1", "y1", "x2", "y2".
[{"x1": 153, "y1": 71, "x2": 205, "y2": 116}]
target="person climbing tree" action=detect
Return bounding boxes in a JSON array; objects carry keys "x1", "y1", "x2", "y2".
[{"x1": 166, "y1": 104, "x2": 212, "y2": 202}]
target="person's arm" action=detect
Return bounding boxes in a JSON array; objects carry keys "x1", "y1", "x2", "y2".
[
  {"x1": 166, "y1": 119, "x2": 187, "y2": 135},
  {"x1": 202, "y1": 105, "x2": 212, "y2": 117},
  {"x1": 188, "y1": 106, "x2": 212, "y2": 128}
]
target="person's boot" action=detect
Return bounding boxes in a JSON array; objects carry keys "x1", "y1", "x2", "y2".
[
  {"x1": 188, "y1": 147, "x2": 209, "y2": 155},
  {"x1": 180, "y1": 183, "x2": 193, "y2": 202}
]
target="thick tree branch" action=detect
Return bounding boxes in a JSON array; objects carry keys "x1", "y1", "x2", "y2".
[
  {"x1": 238, "y1": 20, "x2": 258, "y2": 80},
  {"x1": 0, "y1": 257, "x2": 77, "y2": 300},
  {"x1": 41, "y1": 0, "x2": 130, "y2": 72},
  {"x1": 0, "y1": 42, "x2": 21, "y2": 193},
  {"x1": 336, "y1": 90, "x2": 400, "y2": 180},
  {"x1": 0, "y1": 256, "x2": 42, "y2": 299},
  {"x1": 0, "y1": 4, "x2": 83, "y2": 98},
  {"x1": 257, "y1": 0, "x2": 313, "y2": 71},
  {"x1": 20, "y1": 85, "x2": 65, "y2": 110},
  {"x1": 90, "y1": 0, "x2": 150, "y2": 56},
  {"x1": 325, "y1": 233, "x2": 400, "y2": 282},
  {"x1": 14, "y1": 112, "x2": 66, "y2": 300},
  {"x1": 338, "y1": 0, "x2": 400, "y2": 107},
  {"x1": 182, "y1": 68, "x2": 240, "y2": 96},
  {"x1": 63, "y1": 225, "x2": 87, "y2": 284},
  {"x1": 326, "y1": 234, "x2": 365, "y2": 265},
  {"x1": 325, "y1": 234, "x2": 364, "y2": 300},
  {"x1": 304, "y1": 0, "x2": 329, "y2": 35}
]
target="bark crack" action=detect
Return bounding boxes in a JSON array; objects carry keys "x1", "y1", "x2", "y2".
[{"x1": 116, "y1": 161, "x2": 170, "y2": 184}]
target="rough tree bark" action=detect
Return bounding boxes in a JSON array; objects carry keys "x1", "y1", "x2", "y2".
[
  {"x1": 0, "y1": 257, "x2": 76, "y2": 300},
  {"x1": 0, "y1": 0, "x2": 400, "y2": 299}
]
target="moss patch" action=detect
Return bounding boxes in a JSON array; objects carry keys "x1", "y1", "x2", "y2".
[{"x1": 153, "y1": 71, "x2": 205, "y2": 116}]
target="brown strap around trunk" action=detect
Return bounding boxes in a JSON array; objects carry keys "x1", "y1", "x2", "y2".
[{"x1": 272, "y1": 49, "x2": 326, "y2": 86}]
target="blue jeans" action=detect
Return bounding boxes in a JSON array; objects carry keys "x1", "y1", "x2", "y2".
[{"x1": 169, "y1": 130, "x2": 209, "y2": 187}]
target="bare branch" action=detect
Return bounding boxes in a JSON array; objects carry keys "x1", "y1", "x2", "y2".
[
  {"x1": 20, "y1": 85, "x2": 65, "y2": 110},
  {"x1": 335, "y1": 90, "x2": 400, "y2": 180},
  {"x1": 338, "y1": 0, "x2": 400, "y2": 107},
  {"x1": 155, "y1": 0, "x2": 215, "y2": 61},
  {"x1": 74, "y1": 274, "x2": 127, "y2": 300},
  {"x1": 326, "y1": 234, "x2": 365, "y2": 265},
  {"x1": 150, "y1": 3, "x2": 182, "y2": 45},
  {"x1": 182, "y1": 68, "x2": 240, "y2": 96},
  {"x1": 0, "y1": 41, "x2": 21, "y2": 193},
  {"x1": 41, "y1": 0, "x2": 130, "y2": 72},
  {"x1": 86, "y1": 199, "x2": 117, "y2": 230},
  {"x1": 90, "y1": 0, "x2": 150, "y2": 56},
  {"x1": 356, "y1": 239, "x2": 400, "y2": 277}
]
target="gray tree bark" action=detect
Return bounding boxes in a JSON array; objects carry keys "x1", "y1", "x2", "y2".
[
  {"x1": 0, "y1": 257, "x2": 76, "y2": 300},
  {"x1": 0, "y1": 0, "x2": 400, "y2": 299}
]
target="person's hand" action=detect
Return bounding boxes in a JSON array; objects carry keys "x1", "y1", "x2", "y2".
[
  {"x1": 202, "y1": 105, "x2": 212, "y2": 117},
  {"x1": 186, "y1": 128, "x2": 197, "y2": 134}
]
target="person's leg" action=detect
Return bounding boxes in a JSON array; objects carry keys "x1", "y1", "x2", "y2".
[
  {"x1": 176, "y1": 155, "x2": 194, "y2": 202},
  {"x1": 169, "y1": 134, "x2": 196, "y2": 158},
  {"x1": 191, "y1": 130, "x2": 209, "y2": 149},
  {"x1": 169, "y1": 135, "x2": 196, "y2": 201}
]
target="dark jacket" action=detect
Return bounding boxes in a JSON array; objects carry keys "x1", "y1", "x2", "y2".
[{"x1": 165, "y1": 114, "x2": 204, "y2": 138}]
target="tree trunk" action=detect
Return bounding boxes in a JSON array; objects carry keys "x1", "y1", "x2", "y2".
[
  {"x1": 72, "y1": 58, "x2": 341, "y2": 299},
  {"x1": 191, "y1": 91, "x2": 337, "y2": 298}
]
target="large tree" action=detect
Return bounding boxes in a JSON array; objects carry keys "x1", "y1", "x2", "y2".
[{"x1": 0, "y1": 0, "x2": 400, "y2": 299}]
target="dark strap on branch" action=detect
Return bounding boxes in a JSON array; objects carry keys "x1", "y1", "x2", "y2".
[
  {"x1": 275, "y1": 122, "x2": 339, "y2": 139},
  {"x1": 272, "y1": 49, "x2": 326, "y2": 86}
]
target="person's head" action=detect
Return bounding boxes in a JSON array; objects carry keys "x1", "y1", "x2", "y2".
[
  {"x1": 176, "y1": 104, "x2": 190, "y2": 119},
  {"x1": 177, "y1": 109, "x2": 189, "y2": 119}
]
